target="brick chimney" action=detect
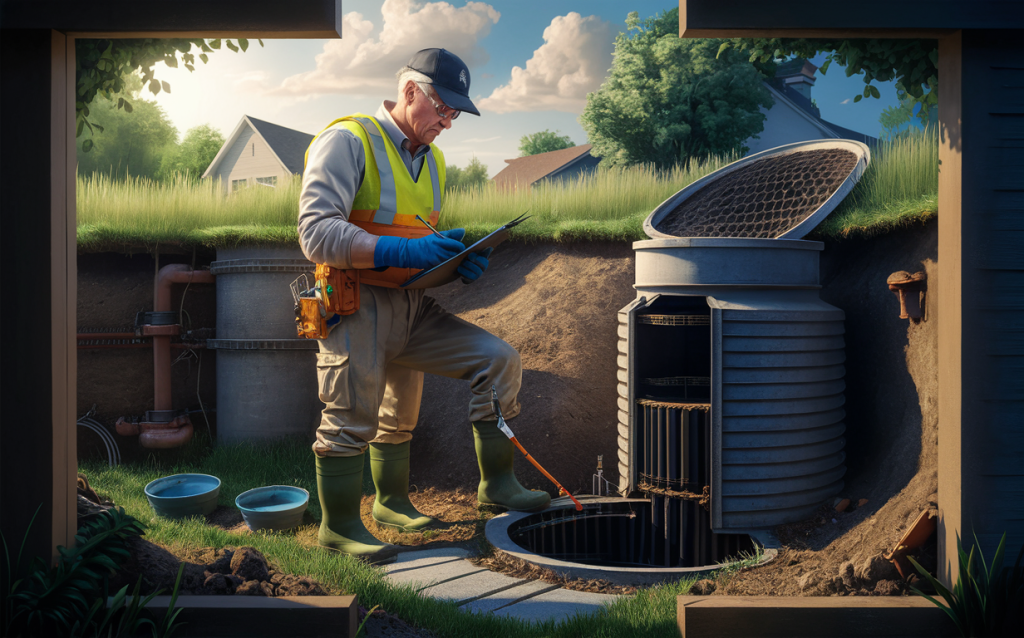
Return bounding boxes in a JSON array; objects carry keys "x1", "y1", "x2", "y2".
[{"x1": 775, "y1": 58, "x2": 818, "y2": 102}]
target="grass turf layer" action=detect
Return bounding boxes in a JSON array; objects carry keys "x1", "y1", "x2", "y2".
[
  {"x1": 79, "y1": 437, "x2": 698, "y2": 637},
  {"x1": 76, "y1": 129, "x2": 937, "y2": 253}
]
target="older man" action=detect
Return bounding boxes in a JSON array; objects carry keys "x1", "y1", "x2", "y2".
[{"x1": 299, "y1": 48, "x2": 550, "y2": 562}]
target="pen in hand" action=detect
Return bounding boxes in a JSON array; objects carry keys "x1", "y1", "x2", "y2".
[{"x1": 415, "y1": 214, "x2": 445, "y2": 239}]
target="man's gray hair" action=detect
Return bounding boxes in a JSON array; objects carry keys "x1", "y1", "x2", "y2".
[{"x1": 396, "y1": 66, "x2": 432, "y2": 101}]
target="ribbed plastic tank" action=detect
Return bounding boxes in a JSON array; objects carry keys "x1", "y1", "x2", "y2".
[
  {"x1": 209, "y1": 247, "x2": 320, "y2": 444},
  {"x1": 621, "y1": 238, "x2": 846, "y2": 532},
  {"x1": 617, "y1": 140, "x2": 866, "y2": 533}
]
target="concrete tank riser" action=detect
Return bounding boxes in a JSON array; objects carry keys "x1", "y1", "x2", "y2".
[{"x1": 210, "y1": 247, "x2": 322, "y2": 443}]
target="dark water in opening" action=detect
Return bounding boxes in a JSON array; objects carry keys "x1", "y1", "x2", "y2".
[{"x1": 508, "y1": 500, "x2": 753, "y2": 569}]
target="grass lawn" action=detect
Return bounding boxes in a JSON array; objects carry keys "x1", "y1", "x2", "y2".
[
  {"x1": 76, "y1": 128, "x2": 938, "y2": 252},
  {"x1": 79, "y1": 437, "x2": 699, "y2": 638}
]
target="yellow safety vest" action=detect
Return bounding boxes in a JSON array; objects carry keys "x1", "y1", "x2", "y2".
[{"x1": 305, "y1": 113, "x2": 447, "y2": 288}]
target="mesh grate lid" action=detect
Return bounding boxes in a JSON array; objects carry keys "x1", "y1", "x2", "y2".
[{"x1": 644, "y1": 140, "x2": 870, "y2": 240}]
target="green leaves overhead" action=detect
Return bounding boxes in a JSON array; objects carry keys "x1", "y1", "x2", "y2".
[
  {"x1": 720, "y1": 37, "x2": 938, "y2": 122},
  {"x1": 75, "y1": 38, "x2": 263, "y2": 149},
  {"x1": 581, "y1": 8, "x2": 773, "y2": 169}
]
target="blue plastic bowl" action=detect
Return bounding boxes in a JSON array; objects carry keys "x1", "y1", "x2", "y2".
[
  {"x1": 144, "y1": 474, "x2": 221, "y2": 519},
  {"x1": 235, "y1": 485, "x2": 309, "y2": 532}
]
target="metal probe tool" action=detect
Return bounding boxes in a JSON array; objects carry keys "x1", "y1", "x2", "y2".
[
  {"x1": 414, "y1": 214, "x2": 445, "y2": 238},
  {"x1": 490, "y1": 385, "x2": 583, "y2": 511}
]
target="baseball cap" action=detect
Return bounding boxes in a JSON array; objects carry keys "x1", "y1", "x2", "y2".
[{"x1": 407, "y1": 48, "x2": 480, "y2": 116}]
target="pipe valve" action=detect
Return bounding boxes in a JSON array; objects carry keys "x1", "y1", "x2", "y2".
[{"x1": 887, "y1": 270, "x2": 927, "y2": 322}]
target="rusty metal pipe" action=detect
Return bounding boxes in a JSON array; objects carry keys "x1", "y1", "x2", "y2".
[
  {"x1": 153, "y1": 265, "x2": 215, "y2": 411},
  {"x1": 140, "y1": 422, "x2": 195, "y2": 449}
]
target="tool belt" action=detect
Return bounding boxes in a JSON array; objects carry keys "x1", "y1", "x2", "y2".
[{"x1": 294, "y1": 264, "x2": 360, "y2": 339}]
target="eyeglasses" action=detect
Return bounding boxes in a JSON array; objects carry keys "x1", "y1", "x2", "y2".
[{"x1": 423, "y1": 89, "x2": 461, "y2": 121}]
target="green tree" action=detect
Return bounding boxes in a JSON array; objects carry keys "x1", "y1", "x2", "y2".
[
  {"x1": 720, "y1": 38, "x2": 938, "y2": 122},
  {"x1": 76, "y1": 38, "x2": 261, "y2": 151},
  {"x1": 580, "y1": 9, "x2": 773, "y2": 169},
  {"x1": 75, "y1": 87, "x2": 178, "y2": 181},
  {"x1": 157, "y1": 124, "x2": 225, "y2": 182},
  {"x1": 445, "y1": 156, "x2": 489, "y2": 191},
  {"x1": 519, "y1": 130, "x2": 574, "y2": 156},
  {"x1": 879, "y1": 98, "x2": 916, "y2": 140}
]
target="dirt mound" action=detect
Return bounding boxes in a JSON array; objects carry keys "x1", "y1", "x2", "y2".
[
  {"x1": 110, "y1": 538, "x2": 330, "y2": 597},
  {"x1": 411, "y1": 241, "x2": 636, "y2": 495}
]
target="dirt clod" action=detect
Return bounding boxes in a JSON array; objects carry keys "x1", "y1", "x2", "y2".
[
  {"x1": 856, "y1": 554, "x2": 899, "y2": 585},
  {"x1": 797, "y1": 571, "x2": 820, "y2": 592},
  {"x1": 230, "y1": 547, "x2": 271, "y2": 582},
  {"x1": 691, "y1": 579, "x2": 716, "y2": 595},
  {"x1": 839, "y1": 561, "x2": 857, "y2": 589}
]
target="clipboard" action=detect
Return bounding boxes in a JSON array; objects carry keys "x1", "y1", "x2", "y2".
[{"x1": 400, "y1": 213, "x2": 530, "y2": 289}]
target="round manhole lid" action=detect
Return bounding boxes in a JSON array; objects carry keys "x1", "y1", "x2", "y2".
[{"x1": 644, "y1": 139, "x2": 870, "y2": 240}]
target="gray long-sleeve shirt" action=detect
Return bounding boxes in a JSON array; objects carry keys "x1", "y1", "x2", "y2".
[{"x1": 298, "y1": 102, "x2": 433, "y2": 268}]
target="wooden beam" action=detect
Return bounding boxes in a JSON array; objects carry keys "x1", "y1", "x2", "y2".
[
  {"x1": 49, "y1": 29, "x2": 77, "y2": 553},
  {"x1": 139, "y1": 595, "x2": 359, "y2": 638},
  {"x1": 0, "y1": 0, "x2": 342, "y2": 37},
  {"x1": 679, "y1": 0, "x2": 1023, "y2": 35},
  {"x1": 677, "y1": 596, "x2": 959, "y2": 637},
  {"x1": 936, "y1": 30, "x2": 963, "y2": 588}
]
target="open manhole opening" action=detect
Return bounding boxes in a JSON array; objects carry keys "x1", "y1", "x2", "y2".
[{"x1": 506, "y1": 498, "x2": 754, "y2": 569}]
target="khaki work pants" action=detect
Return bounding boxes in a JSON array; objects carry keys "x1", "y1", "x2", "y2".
[{"x1": 313, "y1": 284, "x2": 522, "y2": 457}]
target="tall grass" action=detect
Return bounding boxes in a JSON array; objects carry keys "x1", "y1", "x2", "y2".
[
  {"x1": 76, "y1": 129, "x2": 938, "y2": 251},
  {"x1": 440, "y1": 153, "x2": 740, "y2": 243},
  {"x1": 813, "y1": 126, "x2": 938, "y2": 239},
  {"x1": 76, "y1": 172, "x2": 302, "y2": 250}
]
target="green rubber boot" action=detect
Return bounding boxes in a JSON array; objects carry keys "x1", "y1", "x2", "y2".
[
  {"x1": 315, "y1": 454, "x2": 398, "y2": 564},
  {"x1": 369, "y1": 442, "x2": 435, "y2": 532},
  {"x1": 472, "y1": 420, "x2": 552, "y2": 512}
]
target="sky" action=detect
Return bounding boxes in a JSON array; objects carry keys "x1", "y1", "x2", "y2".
[{"x1": 145, "y1": 0, "x2": 910, "y2": 178}]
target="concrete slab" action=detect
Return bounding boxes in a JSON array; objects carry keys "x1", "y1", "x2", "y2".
[
  {"x1": 383, "y1": 548, "x2": 477, "y2": 590},
  {"x1": 419, "y1": 567, "x2": 528, "y2": 603},
  {"x1": 461, "y1": 580, "x2": 561, "y2": 615},
  {"x1": 492, "y1": 588, "x2": 619, "y2": 623}
]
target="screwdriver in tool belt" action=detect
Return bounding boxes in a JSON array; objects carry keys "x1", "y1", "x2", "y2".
[{"x1": 490, "y1": 386, "x2": 583, "y2": 511}]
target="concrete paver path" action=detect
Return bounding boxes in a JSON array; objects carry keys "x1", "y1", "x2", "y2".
[{"x1": 382, "y1": 547, "x2": 620, "y2": 624}]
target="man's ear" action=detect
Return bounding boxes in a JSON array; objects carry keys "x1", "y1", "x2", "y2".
[{"x1": 403, "y1": 81, "x2": 417, "y2": 106}]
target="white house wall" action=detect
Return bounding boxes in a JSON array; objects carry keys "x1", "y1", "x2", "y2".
[
  {"x1": 210, "y1": 125, "x2": 289, "y2": 194},
  {"x1": 744, "y1": 103, "x2": 835, "y2": 156}
]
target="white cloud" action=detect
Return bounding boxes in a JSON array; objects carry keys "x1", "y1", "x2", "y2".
[
  {"x1": 841, "y1": 98, "x2": 852, "y2": 105},
  {"x1": 271, "y1": 0, "x2": 499, "y2": 98},
  {"x1": 478, "y1": 12, "x2": 612, "y2": 114}
]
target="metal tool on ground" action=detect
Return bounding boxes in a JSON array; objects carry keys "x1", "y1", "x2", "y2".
[{"x1": 490, "y1": 385, "x2": 582, "y2": 511}]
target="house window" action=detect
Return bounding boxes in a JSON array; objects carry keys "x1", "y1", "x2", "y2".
[
  {"x1": 255, "y1": 176, "x2": 277, "y2": 188},
  {"x1": 232, "y1": 178, "x2": 247, "y2": 192}
]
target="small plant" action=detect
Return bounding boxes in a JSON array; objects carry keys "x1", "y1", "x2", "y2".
[
  {"x1": 2, "y1": 505, "x2": 186, "y2": 638},
  {"x1": 909, "y1": 532, "x2": 1024, "y2": 638}
]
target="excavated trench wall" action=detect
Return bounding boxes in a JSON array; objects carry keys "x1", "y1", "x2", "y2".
[{"x1": 77, "y1": 221, "x2": 937, "y2": 506}]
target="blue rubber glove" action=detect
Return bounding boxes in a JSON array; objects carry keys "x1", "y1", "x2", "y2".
[
  {"x1": 458, "y1": 247, "x2": 493, "y2": 284},
  {"x1": 374, "y1": 228, "x2": 465, "y2": 269}
]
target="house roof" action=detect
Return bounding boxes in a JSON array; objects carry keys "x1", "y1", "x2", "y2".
[
  {"x1": 247, "y1": 116, "x2": 315, "y2": 175},
  {"x1": 765, "y1": 76, "x2": 878, "y2": 147},
  {"x1": 492, "y1": 144, "x2": 595, "y2": 188},
  {"x1": 202, "y1": 115, "x2": 315, "y2": 179}
]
